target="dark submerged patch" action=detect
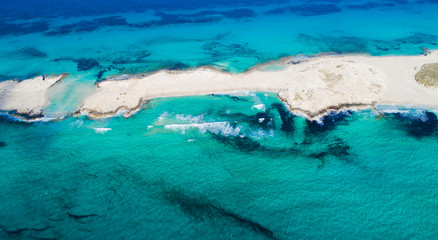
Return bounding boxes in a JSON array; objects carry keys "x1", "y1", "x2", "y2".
[
  {"x1": 43, "y1": 9, "x2": 255, "y2": 36},
  {"x1": 45, "y1": 16, "x2": 129, "y2": 36},
  {"x1": 0, "y1": 141, "x2": 7, "y2": 147},
  {"x1": 306, "y1": 111, "x2": 351, "y2": 133},
  {"x1": 53, "y1": 57, "x2": 102, "y2": 71},
  {"x1": 390, "y1": 111, "x2": 438, "y2": 137},
  {"x1": 0, "y1": 226, "x2": 50, "y2": 235},
  {"x1": 163, "y1": 187, "x2": 277, "y2": 240},
  {"x1": 309, "y1": 151, "x2": 329, "y2": 169},
  {"x1": 271, "y1": 103, "x2": 294, "y2": 133},
  {"x1": 296, "y1": 33, "x2": 438, "y2": 55},
  {"x1": 213, "y1": 134, "x2": 262, "y2": 152},
  {"x1": 153, "y1": 8, "x2": 255, "y2": 26},
  {"x1": 2, "y1": 110, "x2": 44, "y2": 122},
  {"x1": 165, "y1": 62, "x2": 191, "y2": 71},
  {"x1": 203, "y1": 41, "x2": 258, "y2": 58},
  {"x1": 0, "y1": 72, "x2": 42, "y2": 82},
  {"x1": 308, "y1": 137, "x2": 351, "y2": 168},
  {"x1": 327, "y1": 137, "x2": 351, "y2": 159},
  {"x1": 309, "y1": 151, "x2": 329, "y2": 159},
  {"x1": 111, "y1": 50, "x2": 151, "y2": 64},
  {"x1": 0, "y1": 21, "x2": 49, "y2": 36},
  {"x1": 76, "y1": 58, "x2": 101, "y2": 71},
  {"x1": 0, "y1": 0, "x2": 284, "y2": 22},
  {"x1": 67, "y1": 212, "x2": 99, "y2": 221},
  {"x1": 346, "y1": 2, "x2": 395, "y2": 10},
  {"x1": 265, "y1": 4, "x2": 342, "y2": 16},
  {"x1": 218, "y1": 110, "x2": 273, "y2": 130},
  {"x1": 212, "y1": 133, "x2": 298, "y2": 156},
  {"x1": 14, "y1": 47, "x2": 48, "y2": 58}
]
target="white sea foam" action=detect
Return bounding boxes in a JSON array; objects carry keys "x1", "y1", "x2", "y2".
[
  {"x1": 94, "y1": 128, "x2": 112, "y2": 134},
  {"x1": 382, "y1": 110, "x2": 407, "y2": 114},
  {"x1": 250, "y1": 93, "x2": 265, "y2": 111},
  {"x1": 378, "y1": 108, "x2": 430, "y2": 121},
  {"x1": 400, "y1": 109, "x2": 429, "y2": 121},
  {"x1": 71, "y1": 120, "x2": 83, "y2": 128},
  {"x1": 176, "y1": 114, "x2": 204, "y2": 123},
  {"x1": 249, "y1": 128, "x2": 274, "y2": 139},
  {"x1": 252, "y1": 104, "x2": 266, "y2": 111},
  {"x1": 224, "y1": 90, "x2": 254, "y2": 97},
  {"x1": 165, "y1": 121, "x2": 240, "y2": 136},
  {"x1": 1, "y1": 111, "x2": 67, "y2": 123},
  {"x1": 158, "y1": 112, "x2": 168, "y2": 121},
  {"x1": 29, "y1": 116, "x2": 61, "y2": 122}
]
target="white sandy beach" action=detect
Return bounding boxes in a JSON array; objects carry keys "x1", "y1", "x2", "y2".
[
  {"x1": 0, "y1": 74, "x2": 66, "y2": 117},
  {"x1": 78, "y1": 52, "x2": 438, "y2": 119},
  {"x1": 1, "y1": 52, "x2": 438, "y2": 120}
]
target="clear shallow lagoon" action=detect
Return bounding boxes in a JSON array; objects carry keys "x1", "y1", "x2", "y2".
[
  {"x1": 1, "y1": 93, "x2": 438, "y2": 239},
  {"x1": 2, "y1": 0, "x2": 438, "y2": 239}
]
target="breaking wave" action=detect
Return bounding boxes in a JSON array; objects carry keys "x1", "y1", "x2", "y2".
[
  {"x1": 165, "y1": 122, "x2": 241, "y2": 136},
  {"x1": 94, "y1": 127, "x2": 112, "y2": 134}
]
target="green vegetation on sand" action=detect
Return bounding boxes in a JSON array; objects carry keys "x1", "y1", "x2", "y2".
[{"x1": 415, "y1": 63, "x2": 438, "y2": 88}]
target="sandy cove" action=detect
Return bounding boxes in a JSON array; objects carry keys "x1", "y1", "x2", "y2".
[
  {"x1": 78, "y1": 52, "x2": 438, "y2": 120},
  {"x1": 0, "y1": 74, "x2": 67, "y2": 119}
]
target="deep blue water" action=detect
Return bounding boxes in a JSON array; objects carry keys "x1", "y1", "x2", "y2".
[
  {"x1": 1, "y1": 1, "x2": 438, "y2": 239},
  {"x1": 1, "y1": 0, "x2": 438, "y2": 81}
]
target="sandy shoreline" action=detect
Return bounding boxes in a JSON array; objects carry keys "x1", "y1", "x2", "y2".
[
  {"x1": 78, "y1": 52, "x2": 438, "y2": 120},
  {"x1": 1, "y1": 52, "x2": 438, "y2": 121},
  {"x1": 0, "y1": 74, "x2": 67, "y2": 119}
]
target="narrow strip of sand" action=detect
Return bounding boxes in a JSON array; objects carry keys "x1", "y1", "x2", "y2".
[
  {"x1": 1, "y1": 52, "x2": 437, "y2": 121},
  {"x1": 78, "y1": 52, "x2": 438, "y2": 120},
  {"x1": 0, "y1": 74, "x2": 67, "y2": 119}
]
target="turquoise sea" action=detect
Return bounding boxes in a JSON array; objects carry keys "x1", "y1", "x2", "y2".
[{"x1": 1, "y1": 1, "x2": 438, "y2": 239}]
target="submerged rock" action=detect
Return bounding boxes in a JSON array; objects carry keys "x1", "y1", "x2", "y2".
[
  {"x1": 271, "y1": 103, "x2": 294, "y2": 133},
  {"x1": 162, "y1": 187, "x2": 277, "y2": 240},
  {"x1": 306, "y1": 111, "x2": 352, "y2": 133},
  {"x1": 328, "y1": 138, "x2": 351, "y2": 158},
  {"x1": 218, "y1": 110, "x2": 273, "y2": 130},
  {"x1": 390, "y1": 110, "x2": 438, "y2": 137},
  {"x1": 77, "y1": 58, "x2": 101, "y2": 71}
]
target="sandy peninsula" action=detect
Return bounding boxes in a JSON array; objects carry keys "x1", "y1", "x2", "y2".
[
  {"x1": 78, "y1": 52, "x2": 438, "y2": 120},
  {"x1": 0, "y1": 74, "x2": 67, "y2": 119}
]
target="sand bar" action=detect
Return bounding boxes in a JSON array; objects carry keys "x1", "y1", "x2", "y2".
[
  {"x1": 1, "y1": 53, "x2": 437, "y2": 121},
  {"x1": 0, "y1": 74, "x2": 67, "y2": 118},
  {"x1": 79, "y1": 52, "x2": 438, "y2": 120}
]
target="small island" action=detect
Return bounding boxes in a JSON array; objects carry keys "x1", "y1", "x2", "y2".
[
  {"x1": 77, "y1": 51, "x2": 438, "y2": 120},
  {"x1": 1, "y1": 52, "x2": 438, "y2": 121}
]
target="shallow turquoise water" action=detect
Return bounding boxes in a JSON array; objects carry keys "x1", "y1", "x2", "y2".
[
  {"x1": 1, "y1": 93, "x2": 437, "y2": 239},
  {"x1": 2, "y1": 1, "x2": 438, "y2": 239}
]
